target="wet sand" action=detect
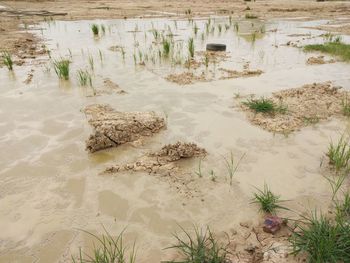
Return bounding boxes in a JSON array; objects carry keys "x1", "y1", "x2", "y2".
[{"x1": 0, "y1": 2, "x2": 350, "y2": 263}]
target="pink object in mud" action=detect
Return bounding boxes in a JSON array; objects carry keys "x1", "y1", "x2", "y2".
[{"x1": 263, "y1": 216, "x2": 283, "y2": 234}]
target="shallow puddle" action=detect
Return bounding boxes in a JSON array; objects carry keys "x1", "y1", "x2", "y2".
[{"x1": 1, "y1": 17, "x2": 350, "y2": 262}]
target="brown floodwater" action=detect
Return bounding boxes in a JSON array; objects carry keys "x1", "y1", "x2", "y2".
[{"x1": 1, "y1": 17, "x2": 350, "y2": 262}]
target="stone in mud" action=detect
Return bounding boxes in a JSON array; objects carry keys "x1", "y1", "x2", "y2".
[
  {"x1": 263, "y1": 216, "x2": 283, "y2": 234},
  {"x1": 84, "y1": 104, "x2": 166, "y2": 153},
  {"x1": 149, "y1": 142, "x2": 207, "y2": 163}
]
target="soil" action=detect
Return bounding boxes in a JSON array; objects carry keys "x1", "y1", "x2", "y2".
[
  {"x1": 165, "y1": 71, "x2": 208, "y2": 85},
  {"x1": 105, "y1": 142, "x2": 206, "y2": 175},
  {"x1": 83, "y1": 104, "x2": 166, "y2": 152},
  {"x1": 97, "y1": 78, "x2": 127, "y2": 95},
  {"x1": 239, "y1": 82, "x2": 349, "y2": 133},
  {"x1": 104, "y1": 142, "x2": 207, "y2": 197},
  {"x1": 227, "y1": 219, "x2": 299, "y2": 263}
]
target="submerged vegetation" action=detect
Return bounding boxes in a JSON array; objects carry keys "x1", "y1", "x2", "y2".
[
  {"x1": 188, "y1": 37, "x2": 195, "y2": 58},
  {"x1": 166, "y1": 226, "x2": 229, "y2": 263},
  {"x1": 2, "y1": 51, "x2": 13, "y2": 71},
  {"x1": 53, "y1": 59, "x2": 70, "y2": 80},
  {"x1": 77, "y1": 69, "x2": 92, "y2": 87}
]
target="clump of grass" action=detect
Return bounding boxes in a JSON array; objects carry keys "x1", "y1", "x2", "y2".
[
  {"x1": 290, "y1": 211, "x2": 350, "y2": 263},
  {"x1": 194, "y1": 159, "x2": 203, "y2": 178},
  {"x1": 77, "y1": 69, "x2": 92, "y2": 87},
  {"x1": 166, "y1": 226, "x2": 229, "y2": 263},
  {"x1": 304, "y1": 41, "x2": 350, "y2": 61},
  {"x1": 2, "y1": 51, "x2": 13, "y2": 70},
  {"x1": 91, "y1": 24, "x2": 99, "y2": 36},
  {"x1": 252, "y1": 183, "x2": 286, "y2": 214},
  {"x1": 243, "y1": 98, "x2": 286, "y2": 114},
  {"x1": 162, "y1": 38, "x2": 171, "y2": 57},
  {"x1": 335, "y1": 192, "x2": 350, "y2": 221},
  {"x1": 71, "y1": 228, "x2": 137, "y2": 263},
  {"x1": 223, "y1": 152, "x2": 245, "y2": 186},
  {"x1": 245, "y1": 13, "x2": 258, "y2": 19},
  {"x1": 342, "y1": 96, "x2": 350, "y2": 116},
  {"x1": 204, "y1": 52, "x2": 209, "y2": 68},
  {"x1": 188, "y1": 37, "x2": 195, "y2": 58},
  {"x1": 327, "y1": 136, "x2": 350, "y2": 172},
  {"x1": 53, "y1": 59, "x2": 70, "y2": 80}
]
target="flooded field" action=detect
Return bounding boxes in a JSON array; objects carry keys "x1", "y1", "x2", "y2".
[{"x1": 1, "y1": 15, "x2": 350, "y2": 262}]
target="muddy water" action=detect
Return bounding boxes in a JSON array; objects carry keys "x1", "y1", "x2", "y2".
[{"x1": 1, "y1": 17, "x2": 350, "y2": 262}]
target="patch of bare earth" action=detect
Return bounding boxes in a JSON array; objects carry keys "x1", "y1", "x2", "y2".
[
  {"x1": 240, "y1": 82, "x2": 349, "y2": 133},
  {"x1": 306, "y1": 56, "x2": 335, "y2": 65},
  {"x1": 104, "y1": 142, "x2": 207, "y2": 197},
  {"x1": 83, "y1": 104, "x2": 166, "y2": 152},
  {"x1": 227, "y1": 220, "x2": 301, "y2": 263},
  {"x1": 96, "y1": 78, "x2": 127, "y2": 95},
  {"x1": 105, "y1": 142, "x2": 206, "y2": 174}
]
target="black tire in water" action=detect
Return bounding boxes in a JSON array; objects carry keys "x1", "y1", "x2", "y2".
[{"x1": 206, "y1": 43, "x2": 226, "y2": 51}]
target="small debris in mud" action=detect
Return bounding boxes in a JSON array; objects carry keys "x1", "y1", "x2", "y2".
[
  {"x1": 23, "y1": 69, "x2": 34, "y2": 84},
  {"x1": 108, "y1": 45, "x2": 124, "y2": 52},
  {"x1": 219, "y1": 68, "x2": 263, "y2": 80},
  {"x1": 104, "y1": 142, "x2": 207, "y2": 174},
  {"x1": 165, "y1": 72, "x2": 208, "y2": 85},
  {"x1": 306, "y1": 55, "x2": 336, "y2": 65},
  {"x1": 239, "y1": 82, "x2": 349, "y2": 133},
  {"x1": 83, "y1": 104, "x2": 166, "y2": 152},
  {"x1": 287, "y1": 33, "x2": 311, "y2": 37}
]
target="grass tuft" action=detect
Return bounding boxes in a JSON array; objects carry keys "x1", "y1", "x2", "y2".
[
  {"x1": 243, "y1": 98, "x2": 287, "y2": 114},
  {"x1": 304, "y1": 41, "x2": 350, "y2": 61},
  {"x1": 327, "y1": 136, "x2": 350, "y2": 172},
  {"x1": 2, "y1": 51, "x2": 13, "y2": 70},
  {"x1": 71, "y1": 228, "x2": 137, "y2": 263},
  {"x1": 188, "y1": 37, "x2": 195, "y2": 58},
  {"x1": 290, "y1": 211, "x2": 350, "y2": 263},
  {"x1": 91, "y1": 24, "x2": 99, "y2": 36},
  {"x1": 165, "y1": 226, "x2": 229, "y2": 263},
  {"x1": 252, "y1": 183, "x2": 286, "y2": 214},
  {"x1": 77, "y1": 69, "x2": 92, "y2": 87},
  {"x1": 53, "y1": 59, "x2": 70, "y2": 80},
  {"x1": 342, "y1": 96, "x2": 350, "y2": 117}
]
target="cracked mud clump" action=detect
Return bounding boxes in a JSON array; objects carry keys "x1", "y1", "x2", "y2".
[
  {"x1": 104, "y1": 142, "x2": 207, "y2": 175},
  {"x1": 84, "y1": 104, "x2": 166, "y2": 152},
  {"x1": 240, "y1": 82, "x2": 349, "y2": 133}
]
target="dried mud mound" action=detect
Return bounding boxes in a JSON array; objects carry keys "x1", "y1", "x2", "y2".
[
  {"x1": 105, "y1": 142, "x2": 207, "y2": 175},
  {"x1": 306, "y1": 56, "x2": 335, "y2": 65},
  {"x1": 84, "y1": 104, "x2": 166, "y2": 152},
  {"x1": 240, "y1": 82, "x2": 349, "y2": 133}
]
